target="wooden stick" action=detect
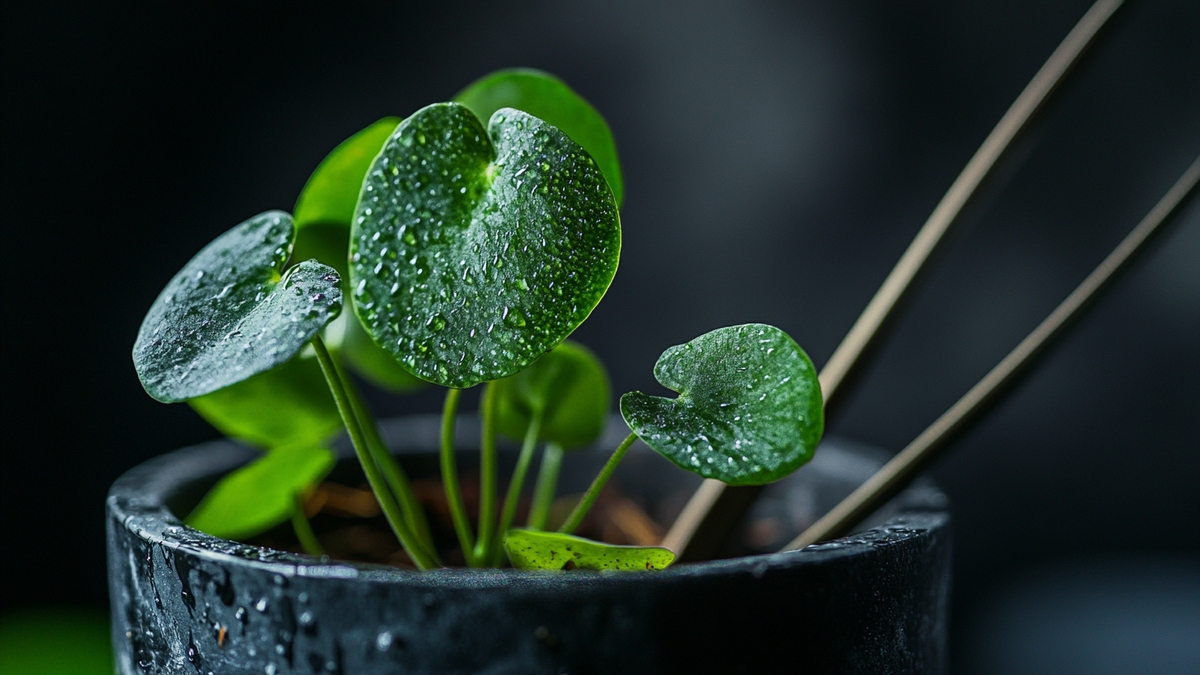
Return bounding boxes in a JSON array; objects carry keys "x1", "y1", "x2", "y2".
[
  {"x1": 784, "y1": 155, "x2": 1200, "y2": 551},
  {"x1": 662, "y1": 0, "x2": 1125, "y2": 560}
]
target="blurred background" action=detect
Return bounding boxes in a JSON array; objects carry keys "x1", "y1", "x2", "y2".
[{"x1": 2, "y1": 1, "x2": 1197, "y2": 673}]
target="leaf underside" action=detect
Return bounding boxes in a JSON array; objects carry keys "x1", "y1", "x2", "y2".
[
  {"x1": 621, "y1": 324, "x2": 823, "y2": 485},
  {"x1": 493, "y1": 340, "x2": 610, "y2": 449},
  {"x1": 504, "y1": 529, "x2": 675, "y2": 571},
  {"x1": 187, "y1": 445, "x2": 336, "y2": 540},
  {"x1": 133, "y1": 211, "x2": 343, "y2": 402},
  {"x1": 454, "y1": 68, "x2": 624, "y2": 205},
  {"x1": 350, "y1": 103, "x2": 620, "y2": 388}
]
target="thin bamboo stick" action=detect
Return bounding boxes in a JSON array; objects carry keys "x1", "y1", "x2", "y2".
[
  {"x1": 784, "y1": 155, "x2": 1200, "y2": 551},
  {"x1": 662, "y1": 0, "x2": 1125, "y2": 560}
]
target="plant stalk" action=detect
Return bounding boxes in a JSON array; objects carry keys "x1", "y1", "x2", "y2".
[
  {"x1": 527, "y1": 442, "x2": 564, "y2": 531},
  {"x1": 474, "y1": 384, "x2": 498, "y2": 564},
  {"x1": 492, "y1": 410, "x2": 543, "y2": 565},
  {"x1": 439, "y1": 388, "x2": 478, "y2": 566},
  {"x1": 559, "y1": 432, "x2": 637, "y2": 535},
  {"x1": 312, "y1": 335, "x2": 438, "y2": 569},
  {"x1": 291, "y1": 496, "x2": 325, "y2": 557}
]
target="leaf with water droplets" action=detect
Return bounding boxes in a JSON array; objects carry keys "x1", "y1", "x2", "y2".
[
  {"x1": 133, "y1": 211, "x2": 343, "y2": 402},
  {"x1": 351, "y1": 103, "x2": 621, "y2": 388},
  {"x1": 503, "y1": 529, "x2": 674, "y2": 571},
  {"x1": 455, "y1": 68, "x2": 624, "y2": 205},
  {"x1": 187, "y1": 445, "x2": 335, "y2": 540},
  {"x1": 188, "y1": 350, "x2": 342, "y2": 450},
  {"x1": 493, "y1": 340, "x2": 610, "y2": 449},
  {"x1": 620, "y1": 324, "x2": 823, "y2": 485}
]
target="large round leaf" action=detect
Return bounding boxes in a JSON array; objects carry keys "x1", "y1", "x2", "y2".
[
  {"x1": 294, "y1": 117, "x2": 401, "y2": 231},
  {"x1": 340, "y1": 312, "x2": 427, "y2": 392},
  {"x1": 133, "y1": 211, "x2": 343, "y2": 402},
  {"x1": 620, "y1": 324, "x2": 823, "y2": 485},
  {"x1": 188, "y1": 350, "x2": 341, "y2": 450},
  {"x1": 493, "y1": 340, "x2": 610, "y2": 449},
  {"x1": 186, "y1": 445, "x2": 336, "y2": 540},
  {"x1": 350, "y1": 103, "x2": 621, "y2": 388},
  {"x1": 454, "y1": 68, "x2": 624, "y2": 205}
]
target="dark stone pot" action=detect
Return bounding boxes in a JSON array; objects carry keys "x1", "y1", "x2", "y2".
[{"x1": 107, "y1": 415, "x2": 950, "y2": 674}]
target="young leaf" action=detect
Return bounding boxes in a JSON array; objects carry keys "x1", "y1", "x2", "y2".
[
  {"x1": 493, "y1": 340, "x2": 610, "y2": 449},
  {"x1": 503, "y1": 529, "x2": 675, "y2": 571},
  {"x1": 294, "y1": 117, "x2": 402, "y2": 231},
  {"x1": 350, "y1": 103, "x2": 621, "y2": 388},
  {"x1": 187, "y1": 445, "x2": 336, "y2": 540},
  {"x1": 454, "y1": 68, "x2": 624, "y2": 205},
  {"x1": 188, "y1": 351, "x2": 342, "y2": 449},
  {"x1": 620, "y1": 324, "x2": 823, "y2": 486},
  {"x1": 133, "y1": 211, "x2": 343, "y2": 402}
]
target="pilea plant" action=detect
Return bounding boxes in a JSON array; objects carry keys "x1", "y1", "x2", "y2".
[{"x1": 133, "y1": 68, "x2": 824, "y2": 572}]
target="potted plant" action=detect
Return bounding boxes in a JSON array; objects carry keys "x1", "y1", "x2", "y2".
[{"x1": 110, "y1": 67, "x2": 951, "y2": 673}]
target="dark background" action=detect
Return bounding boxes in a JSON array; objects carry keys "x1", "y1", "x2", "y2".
[{"x1": 3, "y1": 1, "x2": 1198, "y2": 672}]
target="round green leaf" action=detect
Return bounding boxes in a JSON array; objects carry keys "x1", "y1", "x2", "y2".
[
  {"x1": 294, "y1": 117, "x2": 401, "y2": 230},
  {"x1": 188, "y1": 350, "x2": 341, "y2": 450},
  {"x1": 454, "y1": 68, "x2": 624, "y2": 205},
  {"x1": 341, "y1": 311, "x2": 427, "y2": 392},
  {"x1": 503, "y1": 529, "x2": 675, "y2": 571},
  {"x1": 133, "y1": 211, "x2": 343, "y2": 402},
  {"x1": 493, "y1": 340, "x2": 610, "y2": 448},
  {"x1": 620, "y1": 324, "x2": 823, "y2": 486},
  {"x1": 350, "y1": 103, "x2": 621, "y2": 388},
  {"x1": 187, "y1": 445, "x2": 336, "y2": 540}
]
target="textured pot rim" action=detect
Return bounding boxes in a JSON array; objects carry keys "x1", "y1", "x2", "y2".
[{"x1": 108, "y1": 414, "x2": 949, "y2": 591}]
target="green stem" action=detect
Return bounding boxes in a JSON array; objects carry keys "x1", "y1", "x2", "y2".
[
  {"x1": 340, "y1": 368, "x2": 438, "y2": 563},
  {"x1": 527, "y1": 442, "x2": 564, "y2": 531},
  {"x1": 559, "y1": 432, "x2": 637, "y2": 535},
  {"x1": 312, "y1": 336, "x2": 438, "y2": 570},
  {"x1": 474, "y1": 384, "x2": 498, "y2": 564},
  {"x1": 291, "y1": 496, "x2": 324, "y2": 557},
  {"x1": 491, "y1": 411, "x2": 544, "y2": 565},
  {"x1": 439, "y1": 388, "x2": 477, "y2": 566}
]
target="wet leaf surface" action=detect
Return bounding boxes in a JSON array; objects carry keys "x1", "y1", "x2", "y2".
[
  {"x1": 621, "y1": 324, "x2": 823, "y2": 485},
  {"x1": 187, "y1": 445, "x2": 336, "y2": 540},
  {"x1": 493, "y1": 340, "x2": 610, "y2": 448},
  {"x1": 455, "y1": 68, "x2": 623, "y2": 205},
  {"x1": 133, "y1": 211, "x2": 342, "y2": 402},
  {"x1": 503, "y1": 529, "x2": 674, "y2": 571},
  {"x1": 350, "y1": 103, "x2": 620, "y2": 388}
]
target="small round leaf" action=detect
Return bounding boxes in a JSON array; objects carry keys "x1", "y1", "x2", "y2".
[
  {"x1": 294, "y1": 117, "x2": 401, "y2": 231},
  {"x1": 187, "y1": 445, "x2": 336, "y2": 540},
  {"x1": 620, "y1": 324, "x2": 823, "y2": 485},
  {"x1": 455, "y1": 68, "x2": 624, "y2": 205},
  {"x1": 493, "y1": 340, "x2": 610, "y2": 449},
  {"x1": 503, "y1": 529, "x2": 674, "y2": 571},
  {"x1": 133, "y1": 211, "x2": 343, "y2": 402},
  {"x1": 350, "y1": 103, "x2": 621, "y2": 388},
  {"x1": 188, "y1": 351, "x2": 342, "y2": 450}
]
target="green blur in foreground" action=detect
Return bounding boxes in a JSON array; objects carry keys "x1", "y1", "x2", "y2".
[{"x1": 0, "y1": 609, "x2": 112, "y2": 675}]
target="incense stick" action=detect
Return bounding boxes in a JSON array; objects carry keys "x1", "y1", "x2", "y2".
[
  {"x1": 784, "y1": 155, "x2": 1200, "y2": 551},
  {"x1": 661, "y1": 0, "x2": 1125, "y2": 560}
]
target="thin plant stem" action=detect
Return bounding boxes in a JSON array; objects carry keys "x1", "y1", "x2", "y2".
[
  {"x1": 491, "y1": 411, "x2": 543, "y2": 565},
  {"x1": 527, "y1": 442, "x2": 564, "y2": 531},
  {"x1": 291, "y1": 495, "x2": 324, "y2": 557},
  {"x1": 474, "y1": 383, "x2": 498, "y2": 564},
  {"x1": 559, "y1": 432, "x2": 637, "y2": 535},
  {"x1": 312, "y1": 335, "x2": 439, "y2": 570},
  {"x1": 339, "y1": 368, "x2": 438, "y2": 563},
  {"x1": 439, "y1": 388, "x2": 477, "y2": 566}
]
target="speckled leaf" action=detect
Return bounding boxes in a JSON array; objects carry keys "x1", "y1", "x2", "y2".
[
  {"x1": 620, "y1": 324, "x2": 823, "y2": 485},
  {"x1": 133, "y1": 211, "x2": 343, "y2": 402},
  {"x1": 455, "y1": 69, "x2": 624, "y2": 205},
  {"x1": 294, "y1": 117, "x2": 401, "y2": 231},
  {"x1": 188, "y1": 351, "x2": 341, "y2": 450},
  {"x1": 350, "y1": 103, "x2": 620, "y2": 388},
  {"x1": 187, "y1": 445, "x2": 335, "y2": 540},
  {"x1": 340, "y1": 313, "x2": 427, "y2": 392},
  {"x1": 503, "y1": 529, "x2": 675, "y2": 571},
  {"x1": 493, "y1": 340, "x2": 610, "y2": 449}
]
